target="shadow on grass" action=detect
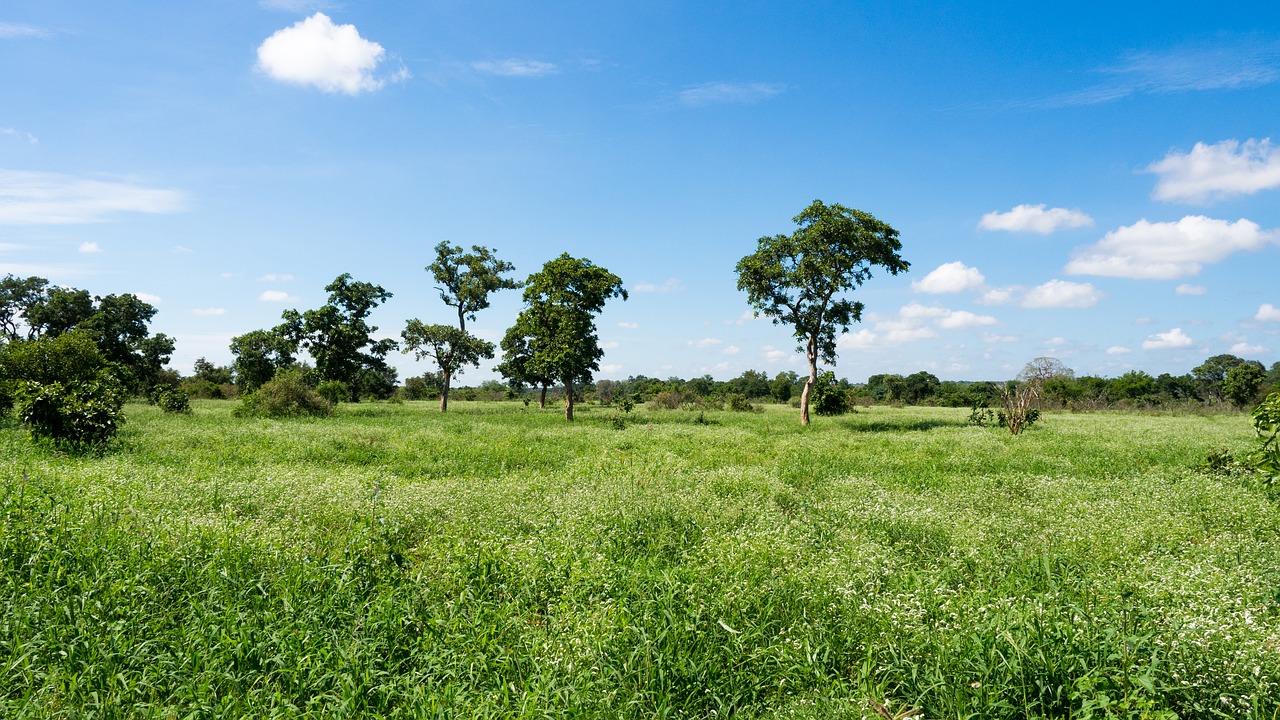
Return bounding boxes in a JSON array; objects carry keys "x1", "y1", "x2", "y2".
[{"x1": 840, "y1": 418, "x2": 967, "y2": 433}]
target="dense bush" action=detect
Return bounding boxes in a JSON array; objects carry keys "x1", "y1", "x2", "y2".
[
  {"x1": 724, "y1": 392, "x2": 755, "y2": 412},
  {"x1": 17, "y1": 378, "x2": 125, "y2": 446},
  {"x1": 1251, "y1": 390, "x2": 1280, "y2": 489},
  {"x1": 648, "y1": 390, "x2": 686, "y2": 410},
  {"x1": 236, "y1": 369, "x2": 332, "y2": 418},
  {"x1": 316, "y1": 380, "x2": 348, "y2": 405},
  {"x1": 151, "y1": 386, "x2": 191, "y2": 414},
  {"x1": 811, "y1": 371, "x2": 849, "y2": 416}
]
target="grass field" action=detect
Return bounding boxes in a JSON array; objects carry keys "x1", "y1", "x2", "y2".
[{"x1": 2, "y1": 400, "x2": 1278, "y2": 718}]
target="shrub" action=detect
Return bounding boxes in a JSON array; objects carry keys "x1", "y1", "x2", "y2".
[
  {"x1": 316, "y1": 380, "x2": 348, "y2": 405},
  {"x1": 180, "y1": 378, "x2": 223, "y2": 399},
  {"x1": 811, "y1": 372, "x2": 849, "y2": 416},
  {"x1": 17, "y1": 377, "x2": 125, "y2": 447},
  {"x1": 237, "y1": 369, "x2": 332, "y2": 418},
  {"x1": 724, "y1": 393, "x2": 755, "y2": 412},
  {"x1": 618, "y1": 395, "x2": 635, "y2": 413},
  {"x1": 998, "y1": 382, "x2": 1039, "y2": 435},
  {"x1": 1250, "y1": 390, "x2": 1280, "y2": 488},
  {"x1": 648, "y1": 391, "x2": 686, "y2": 410},
  {"x1": 152, "y1": 386, "x2": 191, "y2": 414}
]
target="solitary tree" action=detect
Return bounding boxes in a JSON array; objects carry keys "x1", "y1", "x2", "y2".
[
  {"x1": 428, "y1": 242, "x2": 521, "y2": 333},
  {"x1": 496, "y1": 317, "x2": 556, "y2": 408},
  {"x1": 229, "y1": 328, "x2": 298, "y2": 391},
  {"x1": 503, "y1": 254, "x2": 626, "y2": 420},
  {"x1": 736, "y1": 200, "x2": 908, "y2": 424},
  {"x1": 401, "y1": 321, "x2": 494, "y2": 411},
  {"x1": 278, "y1": 274, "x2": 397, "y2": 401}
]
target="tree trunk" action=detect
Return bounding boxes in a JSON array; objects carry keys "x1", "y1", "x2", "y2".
[
  {"x1": 440, "y1": 372, "x2": 451, "y2": 412},
  {"x1": 800, "y1": 339, "x2": 818, "y2": 426},
  {"x1": 539, "y1": 383, "x2": 547, "y2": 409},
  {"x1": 564, "y1": 378, "x2": 575, "y2": 421}
]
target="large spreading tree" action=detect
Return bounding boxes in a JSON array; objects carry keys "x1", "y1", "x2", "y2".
[
  {"x1": 501, "y1": 254, "x2": 626, "y2": 420},
  {"x1": 401, "y1": 321, "x2": 494, "y2": 412},
  {"x1": 278, "y1": 273, "x2": 398, "y2": 401},
  {"x1": 735, "y1": 200, "x2": 908, "y2": 425}
]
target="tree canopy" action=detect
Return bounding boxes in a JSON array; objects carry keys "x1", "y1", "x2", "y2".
[
  {"x1": 401, "y1": 321, "x2": 495, "y2": 412},
  {"x1": 428, "y1": 242, "x2": 521, "y2": 333},
  {"x1": 735, "y1": 200, "x2": 908, "y2": 424}
]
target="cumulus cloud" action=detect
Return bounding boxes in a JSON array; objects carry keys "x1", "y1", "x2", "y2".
[
  {"x1": 1065, "y1": 215, "x2": 1278, "y2": 279},
  {"x1": 687, "y1": 338, "x2": 722, "y2": 348},
  {"x1": 978, "y1": 204, "x2": 1093, "y2": 234},
  {"x1": 1021, "y1": 279, "x2": 1102, "y2": 308},
  {"x1": 1106, "y1": 346, "x2": 1131, "y2": 355},
  {"x1": 911, "y1": 261, "x2": 986, "y2": 293},
  {"x1": 1230, "y1": 341, "x2": 1265, "y2": 355},
  {"x1": 1257, "y1": 303, "x2": 1280, "y2": 322},
  {"x1": 0, "y1": 170, "x2": 185, "y2": 224},
  {"x1": 471, "y1": 59, "x2": 559, "y2": 77},
  {"x1": 134, "y1": 292, "x2": 162, "y2": 305},
  {"x1": 1175, "y1": 283, "x2": 1206, "y2": 296},
  {"x1": 259, "y1": 290, "x2": 297, "y2": 302},
  {"x1": 1142, "y1": 327, "x2": 1193, "y2": 350},
  {"x1": 78, "y1": 242, "x2": 102, "y2": 254},
  {"x1": 723, "y1": 345, "x2": 740, "y2": 356},
  {"x1": 678, "y1": 82, "x2": 783, "y2": 106},
  {"x1": 1147, "y1": 138, "x2": 1280, "y2": 203},
  {"x1": 257, "y1": 13, "x2": 406, "y2": 94},
  {"x1": 633, "y1": 278, "x2": 681, "y2": 294},
  {"x1": 838, "y1": 303, "x2": 996, "y2": 351},
  {"x1": 193, "y1": 308, "x2": 227, "y2": 316}
]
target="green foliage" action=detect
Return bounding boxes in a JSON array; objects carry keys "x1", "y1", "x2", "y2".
[
  {"x1": 968, "y1": 401, "x2": 995, "y2": 426},
  {"x1": 230, "y1": 328, "x2": 297, "y2": 392},
  {"x1": 736, "y1": 200, "x2": 908, "y2": 423},
  {"x1": 1193, "y1": 353, "x2": 1248, "y2": 403},
  {"x1": 236, "y1": 368, "x2": 332, "y2": 418},
  {"x1": 427, "y1": 242, "x2": 521, "y2": 332},
  {"x1": 618, "y1": 395, "x2": 636, "y2": 413},
  {"x1": 17, "y1": 376, "x2": 125, "y2": 447},
  {"x1": 315, "y1": 380, "x2": 349, "y2": 405},
  {"x1": 277, "y1": 273, "x2": 397, "y2": 401},
  {"x1": 1250, "y1": 390, "x2": 1280, "y2": 488},
  {"x1": 401, "y1": 321, "x2": 495, "y2": 411},
  {"x1": 810, "y1": 370, "x2": 849, "y2": 416},
  {"x1": 151, "y1": 386, "x2": 191, "y2": 414},
  {"x1": 1223, "y1": 361, "x2": 1266, "y2": 407},
  {"x1": 724, "y1": 392, "x2": 756, "y2": 412}
]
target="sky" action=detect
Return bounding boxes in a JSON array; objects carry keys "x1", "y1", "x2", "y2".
[{"x1": 2, "y1": 1, "x2": 1279, "y2": 385}]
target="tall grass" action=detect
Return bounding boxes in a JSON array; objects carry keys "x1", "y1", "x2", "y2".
[{"x1": 2, "y1": 401, "x2": 1277, "y2": 718}]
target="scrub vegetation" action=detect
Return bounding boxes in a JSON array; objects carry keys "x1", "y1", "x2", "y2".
[{"x1": 3, "y1": 401, "x2": 1278, "y2": 718}]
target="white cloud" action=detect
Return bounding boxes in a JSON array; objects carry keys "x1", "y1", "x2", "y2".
[
  {"x1": 1065, "y1": 216, "x2": 1278, "y2": 279},
  {"x1": 983, "y1": 333, "x2": 1017, "y2": 343},
  {"x1": 978, "y1": 204, "x2": 1093, "y2": 234},
  {"x1": 193, "y1": 308, "x2": 227, "y2": 316},
  {"x1": 257, "y1": 13, "x2": 405, "y2": 95},
  {"x1": 977, "y1": 286, "x2": 1017, "y2": 305},
  {"x1": 911, "y1": 261, "x2": 986, "y2": 293},
  {"x1": 471, "y1": 59, "x2": 559, "y2": 77},
  {"x1": 1106, "y1": 346, "x2": 1131, "y2": 355},
  {"x1": 762, "y1": 345, "x2": 790, "y2": 362},
  {"x1": 0, "y1": 22, "x2": 49, "y2": 39},
  {"x1": 936, "y1": 310, "x2": 999, "y2": 329},
  {"x1": 1021, "y1": 279, "x2": 1102, "y2": 308},
  {"x1": 727, "y1": 310, "x2": 757, "y2": 325},
  {"x1": 1142, "y1": 327, "x2": 1193, "y2": 350},
  {"x1": 78, "y1": 242, "x2": 102, "y2": 254},
  {"x1": 2, "y1": 128, "x2": 38, "y2": 144},
  {"x1": 258, "y1": 273, "x2": 295, "y2": 282},
  {"x1": 838, "y1": 302, "x2": 993, "y2": 351},
  {"x1": 1045, "y1": 337, "x2": 1068, "y2": 347},
  {"x1": 633, "y1": 278, "x2": 681, "y2": 294},
  {"x1": 723, "y1": 345, "x2": 740, "y2": 356},
  {"x1": 1175, "y1": 283, "x2": 1206, "y2": 296},
  {"x1": 687, "y1": 337, "x2": 722, "y2": 348},
  {"x1": 679, "y1": 82, "x2": 783, "y2": 106},
  {"x1": 839, "y1": 329, "x2": 878, "y2": 350},
  {"x1": 600, "y1": 363, "x2": 623, "y2": 374},
  {"x1": 617, "y1": 321, "x2": 638, "y2": 329},
  {"x1": 0, "y1": 170, "x2": 185, "y2": 224},
  {"x1": 259, "y1": 290, "x2": 297, "y2": 302},
  {"x1": 1230, "y1": 341, "x2": 1266, "y2": 355},
  {"x1": 1147, "y1": 138, "x2": 1280, "y2": 203},
  {"x1": 134, "y1": 292, "x2": 162, "y2": 305},
  {"x1": 1257, "y1": 303, "x2": 1280, "y2": 322},
  {"x1": 600, "y1": 341, "x2": 619, "y2": 350}
]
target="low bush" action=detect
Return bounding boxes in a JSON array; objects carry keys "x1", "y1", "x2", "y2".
[
  {"x1": 648, "y1": 390, "x2": 686, "y2": 410},
  {"x1": 17, "y1": 377, "x2": 126, "y2": 447},
  {"x1": 316, "y1": 380, "x2": 348, "y2": 405},
  {"x1": 1250, "y1": 390, "x2": 1280, "y2": 489},
  {"x1": 236, "y1": 369, "x2": 332, "y2": 418},
  {"x1": 152, "y1": 386, "x2": 191, "y2": 414}
]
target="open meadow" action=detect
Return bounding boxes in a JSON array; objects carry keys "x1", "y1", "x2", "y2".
[{"x1": 2, "y1": 401, "x2": 1278, "y2": 718}]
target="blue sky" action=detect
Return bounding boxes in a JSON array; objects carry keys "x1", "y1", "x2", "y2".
[{"x1": 3, "y1": 1, "x2": 1279, "y2": 384}]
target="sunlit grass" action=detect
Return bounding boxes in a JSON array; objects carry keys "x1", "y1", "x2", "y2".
[{"x1": 2, "y1": 400, "x2": 1277, "y2": 717}]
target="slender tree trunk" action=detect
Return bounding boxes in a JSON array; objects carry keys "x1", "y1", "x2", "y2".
[
  {"x1": 800, "y1": 338, "x2": 818, "y2": 426},
  {"x1": 539, "y1": 383, "x2": 547, "y2": 409},
  {"x1": 440, "y1": 371, "x2": 451, "y2": 412},
  {"x1": 564, "y1": 378, "x2": 575, "y2": 421}
]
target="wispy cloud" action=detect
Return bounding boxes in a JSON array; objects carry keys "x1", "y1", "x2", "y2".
[
  {"x1": 1038, "y1": 38, "x2": 1280, "y2": 107},
  {"x1": 78, "y1": 242, "x2": 103, "y2": 254},
  {"x1": 257, "y1": 13, "x2": 408, "y2": 95},
  {"x1": 633, "y1": 278, "x2": 680, "y2": 294},
  {"x1": 678, "y1": 81, "x2": 783, "y2": 106},
  {"x1": 257, "y1": 273, "x2": 295, "y2": 282},
  {"x1": 1146, "y1": 138, "x2": 1280, "y2": 204},
  {"x1": 1175, "y1": 284, "x2": 1206, "y2": 296},
  {"x1": 0, "y1": 170, "x2": 185, "y2": 225},
  {"x1": 471, "y1": 59, "x2": 559, "y2": 77},
  {"x1": 193, "y1": 308, "x2": 227, "y2": 316},
  {"x1": 0, "y1": 22, "x2": 49, "y2": 39},
  {"x1": 978, "y1": 204, "x2": 1093, "y2": 234},
  {"x1": 687, "y1": 337, "x2": 722, "y2": 348},
  {"x1": 259, "y1": 290, "x2": 297, "y2": 302},
  {"x1": 1, "y1": 128, "x2": 38, "y2": 144}
]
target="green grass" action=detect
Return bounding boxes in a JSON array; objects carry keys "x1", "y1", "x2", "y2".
[{"x1": 2, "y1": 401, "x2": 1278, "y2": 718}]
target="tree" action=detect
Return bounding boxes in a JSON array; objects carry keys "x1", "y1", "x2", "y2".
[
  {"x1": 900, "y1": 371, "x2": 941, "y2": 404},
  {"x1": 1110, "y1": 370, "x2": 1157, "y2": 400},
  {"x1": 503, "y1": 254, "x2": 627, "y2": 420},
  {"x1": 496, "y1": 317, "x2": 556, "y2": 408},
  {"x1": 401, "y1": 321, "x2": 495, "y2": 411},
  {"x1": 735, "y1": 200, "x2": 908, "y2": 425},
  {"x1": 23, "y1": 286, "x2": 95, "y2": 339},
  {"x1": 78, "y1": 293, "x2": 174, "y2": 393},
  {"x1": 0, "y1": 274, "x2": 49, "y2": 341},
  {"x1": 1192, "y1": 354, "x2": 1247, "y2": 403},
  {"x1": 1018, "y1": 357, "x2": 1074, "y2": 385},
  {"x1": 770, "y1": 371, "x2": 798, "y2": 403},
  {"x1": 230, "y1": 329, "x2": 297, "y2": 392},
  {"x1": 278, "y1": 274, "x2": 397, "y2": 402},
  {"x1": 428, "y1": 242, "x2": 521, "y2": 333},
  {"x1": 1223, "y1": 361, "x2": 1266, "y2": 407}
]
